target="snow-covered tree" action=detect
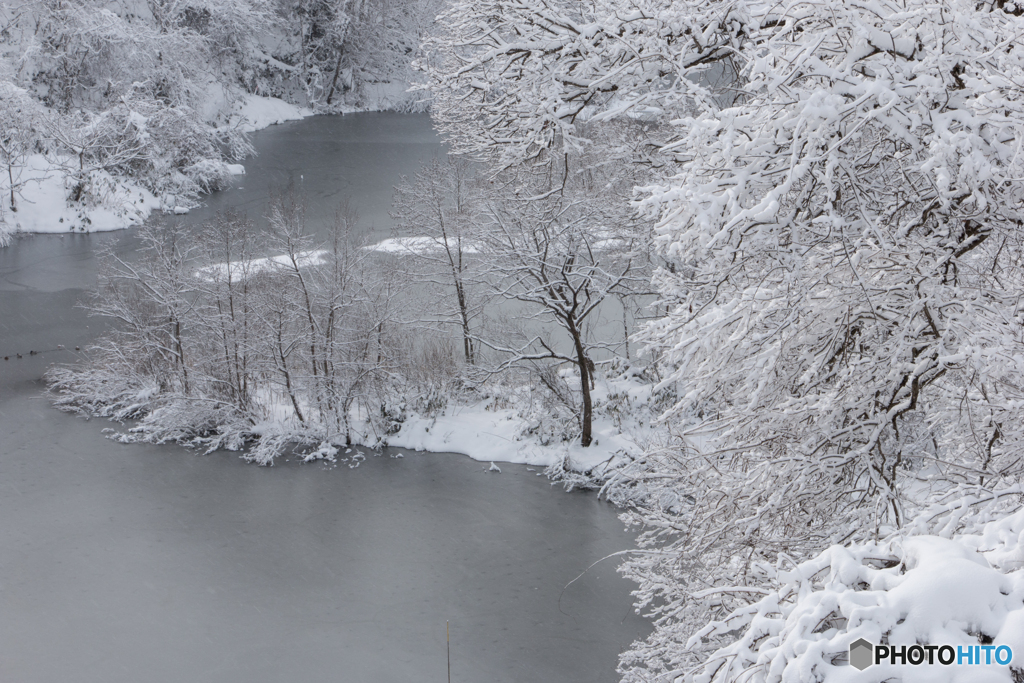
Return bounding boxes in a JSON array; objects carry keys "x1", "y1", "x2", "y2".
[
  {"x1": 278, "y1": 0, "x2": 442, "y2": 109},
  {"x1": 472, "y1": 159, "x2": 650, "y2": 446},
  {"x1": 390, "y1": 155, "x2": 483, "y2": 364},
  {"x1": 638, "y1": 0, "x2": 1024, "y2": 538},
  {"x1": 0, "y1": 81, "x2": 42, "y2": 225},
  {"x1": 418, "y1": 0, "x2": 741, "y2": 165},
  {"x1": 423, "y1": 0, "x2": 1024, "y2": 677},
  {"x1": 615, "y1": 0, "x2": 1024, "y2": 679}
]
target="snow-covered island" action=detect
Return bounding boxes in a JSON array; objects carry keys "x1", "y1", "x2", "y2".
[{"x1": 14, "y1": 0, "x2": 1024, "y2": 682}]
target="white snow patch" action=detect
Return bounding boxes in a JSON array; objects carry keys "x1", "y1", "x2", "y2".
[
  {"x1": 692, "y1": 523, "x2": 1024, "y2": 682},
  {"x1": 194, "y1": 249, "x2": 330, "y2": 281},
  {"x1": 382, "y1": 393, "x2": 639, "y2": 471},
  {"x1": 218, "y1": 93, "x2": 313, "y2": 133},
  {"x1": 0, "y1": 155, "x2": 157, "y2": 238},
  {"x1": 365, "y1": 236, "x2": 481, "y2": 255}
]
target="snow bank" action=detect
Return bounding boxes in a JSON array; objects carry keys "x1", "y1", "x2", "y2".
[
  {"x1": 377, "y1": 369, "x2": 657, "y2": 471},
  {"x1": 685, "y1": 511, "x2": 1024, "y2": 683},
  {"x1": 1, "y1": 155, "x2": 157, "y2": 237},
  {"x1": 215, "y1": 92, "x2": 313, "y2": 133},
  {"x1": 383, "y1": 393, "x2": 636, "y2": 469}
]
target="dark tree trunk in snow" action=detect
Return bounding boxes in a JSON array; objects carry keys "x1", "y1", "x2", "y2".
[
  {"x1": 326, "y1": 47, "x2": 345, "y2": 105},
  {"x1": 569, "y1": 320, "x2": 593, "y2": 447}
]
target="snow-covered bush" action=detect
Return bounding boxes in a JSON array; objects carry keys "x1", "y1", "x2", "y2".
[
  {"x1": 183, "y1": 159, "x2": 235, "y2": 194},
  {"x1": 619, "y1": 494, "x2": 1024, "y2": 683},
  {"x1": 46, "y1": 91, "x2": 252, "y2": 210}
]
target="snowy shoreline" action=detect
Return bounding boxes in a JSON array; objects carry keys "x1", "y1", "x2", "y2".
[
  {"x1": 280, "y1": 370, "x2": 654, "y2": 473},
  {"x1": 0, "y1": 90, "x2": 422, "y2": 246}
]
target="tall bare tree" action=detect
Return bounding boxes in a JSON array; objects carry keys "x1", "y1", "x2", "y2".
[
  {"x1": 474, "y1": 159, "x2": 649, "y2": 446},
  {"x1": 390, "y1": 155, "x2": 482, "y2": 364}
]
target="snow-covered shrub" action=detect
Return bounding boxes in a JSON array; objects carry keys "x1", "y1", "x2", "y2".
[
  {"x1": 48, "y1": 354, "x2": 159, "y2": 422},
  {"x1": 378, "y1": 401, "x2": 408, "y2": 437},
  {"x1": 50, "y1": 91, "x2": 253, "y2": 210},
  {"x1": 624, "y1": 495, "x2": 1024, "y2": 683},
  {"x1": 390, "y1": 333, "x2": 466, "y2": 417},
  {"x1": 184, "y1": 159, "x2": 234, "y2": 194}
]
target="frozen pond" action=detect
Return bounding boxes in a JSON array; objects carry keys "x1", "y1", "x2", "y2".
[{"x1": 0, "y1": 113, "x2": 649, "y2": 683}]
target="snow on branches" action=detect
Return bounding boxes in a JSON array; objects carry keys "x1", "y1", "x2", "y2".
[
  {"x1": 617, "y1": 493, "x2": 1024, "y2": 683},
  {"x1": 641, "y1": 0, "x2": 1024, "y2": 532},
  {"x1": 423, "y1": 0, "x2": 1024, "y2": 679},
  {"x1": 612, "y1": 0, "x2": 1024, "y2": 680},
  {"x1": 420, "y1": 0, "x2": 746, "y2": 164}
]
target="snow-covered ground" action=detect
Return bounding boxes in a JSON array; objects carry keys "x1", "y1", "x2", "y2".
[
  {"x1": 214, "y1": 92, "x2": 313, "y2": 133},
  {"x1": 380, "y1": 377, "x2": 646, "y2": 471},
  {"x1": 1, "y1": 154, "x2": 159, "y2": 236}
]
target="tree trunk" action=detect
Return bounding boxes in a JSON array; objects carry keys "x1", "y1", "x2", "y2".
[
  {"x1": 276, "y1": 315, "x2": 305, "y2": 425},
  {"x1": 8, "y1": 165, "x2": 16, "y2": 212},
  {"x1": 455, "y1": 279, "x2": 474, "y2": 364},
  {"x1": 568, "y1": 321, "x2": 592, "y2": 447},
  {"x1": 325, "y1": 46, "x2": 345, "y2": 106},
  {"x1": 172, "y1": 316, "x2": 189, "y2": 394}
]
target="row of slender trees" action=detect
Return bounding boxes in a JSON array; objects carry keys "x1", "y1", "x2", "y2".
[{"x1": 49, "y1": 200, "x2": 436, "y2": 462}]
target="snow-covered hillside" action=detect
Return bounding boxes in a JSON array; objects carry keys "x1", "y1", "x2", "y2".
[{"x1": 0, "y1": 0, "x2": 439, "y2": 245}]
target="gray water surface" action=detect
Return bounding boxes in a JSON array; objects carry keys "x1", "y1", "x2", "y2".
[
  {"x1": 0, "y1": 113, "x2": 649, "y2": 683},
  {"x1": 179, "y1": 111, "x2": 445, "y2": 238}
]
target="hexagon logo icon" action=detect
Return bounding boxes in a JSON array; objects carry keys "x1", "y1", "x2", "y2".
[{"x1": 849, "y1": 638, "x2": 874, "y2": 670}]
